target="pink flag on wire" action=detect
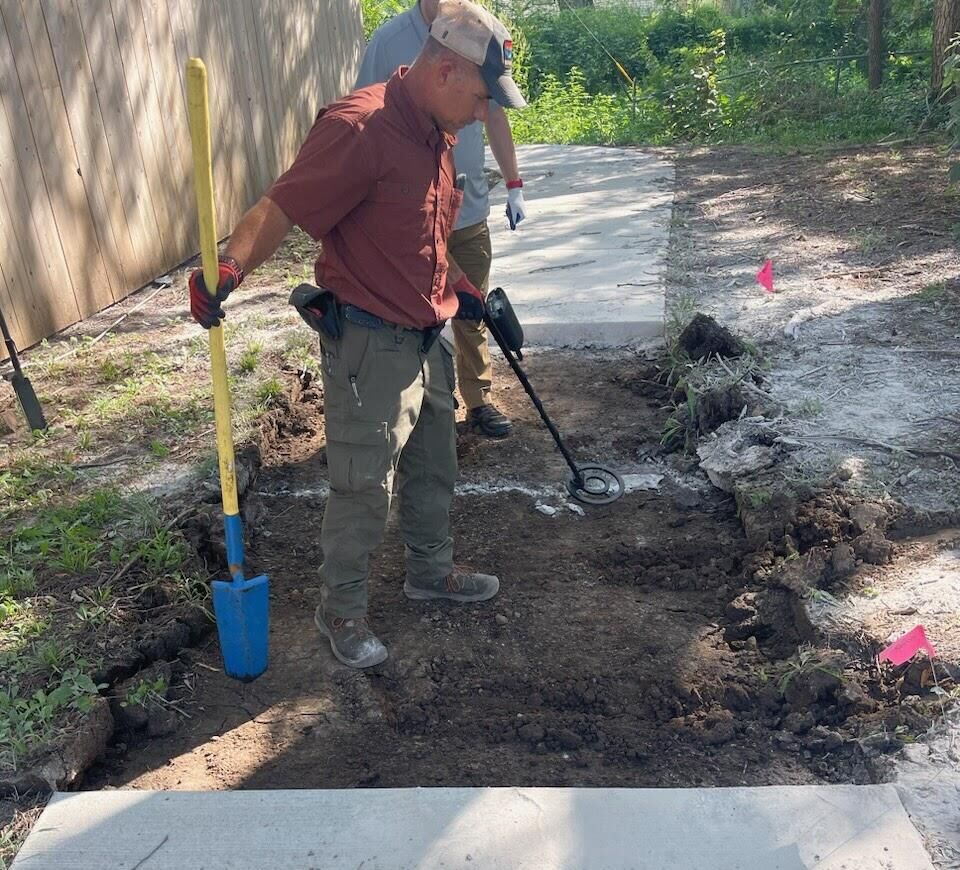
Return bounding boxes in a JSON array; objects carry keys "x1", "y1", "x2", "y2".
[
  {"x1": 756, "y1": 260, "x2": 774, "y2": 293},
  {"x1": 878, "y1": 625, "x2": 937, "y2": 667}
]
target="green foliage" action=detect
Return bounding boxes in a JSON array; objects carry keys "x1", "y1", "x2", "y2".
[
  {"x1": 238, "y1": 342, "x2": 263, "y2": 374},
  {"x1": 360, "y1": 0, "x2": 407, "y2": 39},
  {"x1": 122, "y1": 676, "x2": 167, "y2": 709},
  {"x1": 255, "y1": 377, "x2": 285, "y2": 407},
  {"x1": 508, "y1": 0, "x2": 934, "y2": 148},
  {"x1": 0, "y1": 668, "x2": 103, "y2": 771},
  {"x1": 944, "y1": 36, "x2": 960, "y2": 181},
  {"x1": 645, "y1": 5, "x2": 728, "y2": 60},
  {"x1": 523, "y1": 7, "x2": 657, "y2": 96},
  {"x1": 511, "y1": 68, "x2": 640, "y2": 143},
  {"x1": 654, "y1": 28, "x2": 728, "y2": 138}
]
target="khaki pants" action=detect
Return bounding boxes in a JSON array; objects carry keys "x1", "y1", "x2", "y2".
[
  {"x1": 449, "y1": 220, "x2": 493, "y2": 411},
  {"x1": 318, "y1": 318, "x2": 457, "y2": 618}
]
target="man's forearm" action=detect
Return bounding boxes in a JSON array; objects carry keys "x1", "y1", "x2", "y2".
[
  {"x1": 486, "y1": 104, "x2": 519, "y2": 183},
  {"x1": 224, "y1": 196, "x2": 294, "y2": 276}
]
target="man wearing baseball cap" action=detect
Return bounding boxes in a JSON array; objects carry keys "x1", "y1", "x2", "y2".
[
  {"x1": 357, "y1": 0, "x2": 527, "y2": 438},
  {"x1": 187, "y1": 0, "x2": 525, "y2": 669}
]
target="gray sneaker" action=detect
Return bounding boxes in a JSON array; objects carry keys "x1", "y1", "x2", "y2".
[
  {"x1": 403, "y1": 570, "x2": 500, "y2": 602},
  {"x1": 314, "y1": 606, "x2": 388, "y2": 668}
]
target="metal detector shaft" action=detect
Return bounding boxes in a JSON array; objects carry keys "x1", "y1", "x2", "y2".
[{"x1": 484, "y1": 312, "x2": 585, "y2": 488}]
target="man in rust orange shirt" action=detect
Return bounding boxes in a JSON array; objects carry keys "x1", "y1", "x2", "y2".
[{"x1": 187, "y1": 0, "x2": 525, "y2": 669}]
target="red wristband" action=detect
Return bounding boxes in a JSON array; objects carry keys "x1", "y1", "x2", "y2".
[{"x1": 506, "y1": 179, "x2": 523, "y2": 190}]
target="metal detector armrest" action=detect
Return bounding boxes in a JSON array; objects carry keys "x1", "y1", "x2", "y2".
[{"x1": 485, "y1": 287, "x2": 524, "y2": 357}]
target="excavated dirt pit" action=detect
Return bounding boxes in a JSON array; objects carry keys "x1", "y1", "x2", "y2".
[{"x1": 81, "y1": 349, "x2": 936, "y2": 793}]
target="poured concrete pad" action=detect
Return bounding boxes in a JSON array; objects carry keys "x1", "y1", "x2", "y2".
[
  {"x1": 486, "y1": 144, "x2": 673, "y2": 347},
  {"x1": 13, "y1": 785, "x2": 933, "y2": 869}
]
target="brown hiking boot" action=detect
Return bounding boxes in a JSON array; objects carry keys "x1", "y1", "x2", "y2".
[
  {"x1": 314, "y1": 606, "x2": 388, "y2": 668},
  {"x1": 404, "y1": 570, "x2": 500, "y2": 602},
  {"x1": 467, "y1": 403, "x2": 512, "y2": 438}
]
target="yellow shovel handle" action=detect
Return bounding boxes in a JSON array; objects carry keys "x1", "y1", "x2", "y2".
[{"x1": 186, "y1": 58, "x2": 239, "y2": 517}]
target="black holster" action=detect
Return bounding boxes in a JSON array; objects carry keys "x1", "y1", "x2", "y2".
[
  {"x1": 289, "y1": 283, "x2": 341, "y2": 339},
  {"x1": 420, "y1": 324, "x2": 444, "y2": 355}
]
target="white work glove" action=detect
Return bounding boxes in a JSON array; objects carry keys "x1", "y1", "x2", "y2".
[{"x1": 505, "y1": 180, "x2": 526, "y2": 230}]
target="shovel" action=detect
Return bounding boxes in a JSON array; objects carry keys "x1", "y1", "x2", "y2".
[
  {"x1": 186, "y1": 58, "x2": 268, "y2": 681},
  {"x1": 0, "y1": 307, "x2": 46, "y2": 432}
]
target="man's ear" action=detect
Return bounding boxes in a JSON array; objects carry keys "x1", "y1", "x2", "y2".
[{"x1": 435, "y1": 57, "x2": 457, "y2": 87}]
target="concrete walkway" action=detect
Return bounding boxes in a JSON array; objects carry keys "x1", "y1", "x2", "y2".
[
  {"x1": 484, "y1": 145, "x2": 673, "y2": 348},
  {"x1": 13, "y1": 784, "x2": 933, "y2": 869}
]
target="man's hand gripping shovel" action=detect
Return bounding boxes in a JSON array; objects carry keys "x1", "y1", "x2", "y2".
[{"x1": 186, "y1": 59, "x2": 268, "y2": 681}]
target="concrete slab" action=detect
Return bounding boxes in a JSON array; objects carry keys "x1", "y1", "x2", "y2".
[
  {"x1": 13, "y1": 784, "x2": 933, "y2": 869},
  {"x1": 485, "y1": 144, "x2": 674, "y2": 347}
]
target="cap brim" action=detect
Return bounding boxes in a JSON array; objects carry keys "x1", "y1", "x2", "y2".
[{"x1": 483, "y1": 70, "x2": 526, "y2": 109}]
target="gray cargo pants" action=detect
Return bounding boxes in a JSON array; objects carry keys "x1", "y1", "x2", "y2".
[{"x1": 317, "y1": 316, "x2": 457, "y2": 618}]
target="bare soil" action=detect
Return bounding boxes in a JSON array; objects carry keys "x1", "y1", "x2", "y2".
[
  {"x1": 85, "y1": 346, "x2": 928, "y2": 794},
  {"x1": 5, "y1": 145, "x2": 959, "y2": 864}
]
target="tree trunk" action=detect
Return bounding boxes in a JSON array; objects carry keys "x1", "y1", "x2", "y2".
[
  {"x1": 868, "y1": 0, "x2": 885, "y2": 90},
  {"x1": 932, "y1": 0, "x2": 960, "y2": 94}
]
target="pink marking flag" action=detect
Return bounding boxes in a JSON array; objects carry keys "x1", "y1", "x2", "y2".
[
  {"x1": 878, "y1": 625, "x2": 937, "y2": 667},
  {"x1": 756, "y1": 260, "x2": 774, "y2": 293}
]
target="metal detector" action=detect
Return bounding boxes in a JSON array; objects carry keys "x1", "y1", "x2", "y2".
[{"x1": 483, "y1": 288, "x2": 624, "y2": 506}]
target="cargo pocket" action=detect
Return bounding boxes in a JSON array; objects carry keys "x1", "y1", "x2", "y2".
[{"x1": 325, "y1": 419, "x2": 390, "y2": 494}]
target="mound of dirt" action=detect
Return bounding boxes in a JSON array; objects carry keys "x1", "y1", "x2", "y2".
[{"x1": 678, "y1": 313, "x2": 746, "y2": 360}]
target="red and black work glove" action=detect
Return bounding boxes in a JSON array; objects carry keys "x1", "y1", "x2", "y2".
[
  {"x1": 451, "y1": 274, "x2": 486, "y2": 321},
  {"x1": 188, "y1": 255, "x2": 244, "y2": 329}
]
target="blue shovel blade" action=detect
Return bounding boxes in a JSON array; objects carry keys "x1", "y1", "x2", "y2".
[{"x1": 212, "y1": 574, "x2": 269, "y2": 681}]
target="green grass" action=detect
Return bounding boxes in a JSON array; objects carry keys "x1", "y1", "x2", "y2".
[
  {"x1": 854, "y1": 229, "x2": 887, "y2": 256},
  {"x1": 238, "y1": 342, "x2": 263, "y2": 374},
  {"x1": 122, "y1": 675, "x2": 167, "y2": 709},
  {"x1": 283, "y1": 334, "x2": 321, "y2": 376},
  {"x1": 0, "y1": 668, "x2": 103, "y2": 772},
  {"x1": 916, "y1": 281, "x2": 948, "y2": 301},
  {"x1": 0, "y1": 484, "x2": 207, "y2": 772},
  {"x1": 255, "y1": 377, "x2": 284, "y2": 407}
]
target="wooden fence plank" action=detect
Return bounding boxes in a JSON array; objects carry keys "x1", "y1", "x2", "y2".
[
  {"x1": 0, "y1": 0, "x2": 364, "y2": 347},
  {"x1": 240, "y1": 0, "x2": 276, "y2": 191},
  {"x1": 76, "y1": 0, "x2": 165, "y2": 289},
  {"x1": 0, "y1": 259, "x2": 22, "y2": 358},
  {"x1": 177, "y1": 0, "x2": 242, "y2": 234},
  {"x1": 110, "y1": 0, "x2": 174, "y2": 267},
  {"x1": 0, "y1": 193, "x2": 29, "y2": 350},
  {"x1": 139, "y1": 0, "x2": 193, "y2": 256},
  {"x1": 41, "y1": 0, "x2": 132, "y2": 303},
  {"x1": 19, "y1": 0, "x2": 116, "y2": 319},
  {"x1": 125, "y1": 0, "x2": 185, "y2": 258},
  {"x1": 0, "y1": 3, "x2": 79, "y2": 341},
  {"x1": 216, "y1": 3, "x2": 261, "y2": 211},
  {"x1": 246, "y1": 0, "x2": 285, "y2": 179},
  {"x1": 224, "y1": 3, "x2": 270, "y2": 197}
]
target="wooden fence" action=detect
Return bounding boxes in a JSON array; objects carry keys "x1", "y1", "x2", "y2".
[{"x1": 0, "y1": 0, "x2": 364, "y2": 350}]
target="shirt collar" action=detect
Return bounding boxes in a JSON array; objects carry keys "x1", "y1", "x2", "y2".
[
  {"x1": 412, "y1": 3, "x2": 430, "y2": 41},
  {"x1": 387, "y1": 67, "x2": 454, "y2": 149}
]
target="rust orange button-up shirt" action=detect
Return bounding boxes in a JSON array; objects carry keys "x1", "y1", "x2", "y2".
[{"x1": 267, "y1": 69, "x2": 463, "y2": 329}]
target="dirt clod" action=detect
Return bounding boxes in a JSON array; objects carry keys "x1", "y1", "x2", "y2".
[
  {"x1": 852, "y1": 529, "x2": 895, "y2": 565},
  {"x1": 830, "y1": 543, "x2": 856, "y2": 578},
  {"x1": 849, "y1": 503, "x2": 888, "y2": 535},
  {"x1": 678, "y1": 313, "x2": 746, "y2": 360}
]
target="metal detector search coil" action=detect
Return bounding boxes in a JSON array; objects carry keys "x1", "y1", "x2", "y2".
[{"x1": 483, "y1": 288, "x2": 624, "y2": 506}]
